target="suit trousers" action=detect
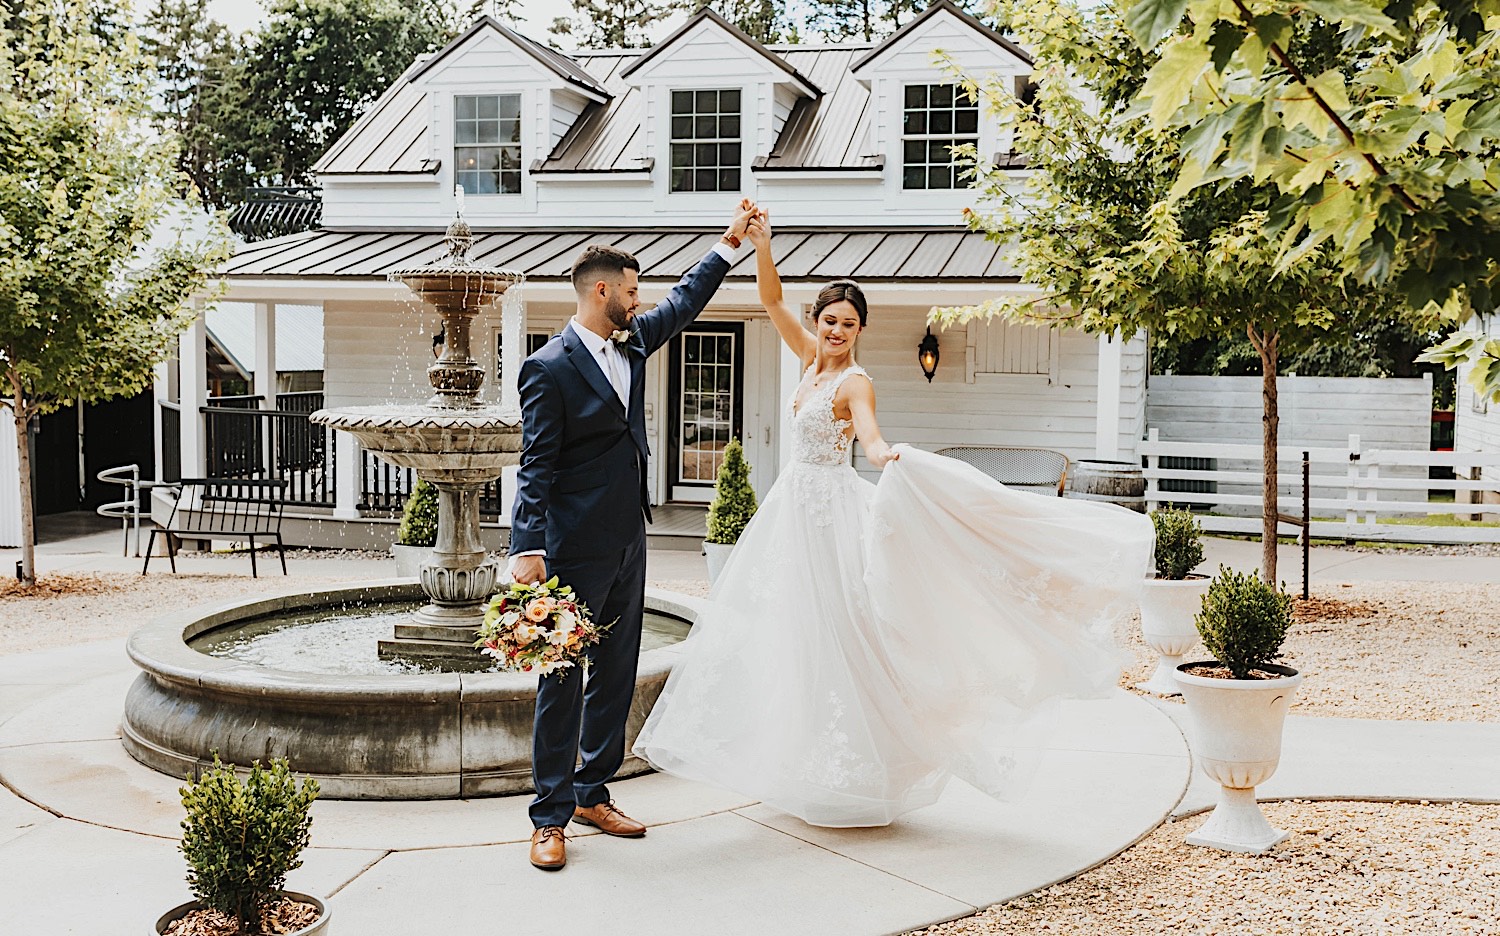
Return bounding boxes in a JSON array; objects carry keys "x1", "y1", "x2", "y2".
[{"x1": 529, "y1": 529, "x2": 648, "y2": 828}]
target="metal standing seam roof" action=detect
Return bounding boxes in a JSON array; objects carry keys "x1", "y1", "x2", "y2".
[
  {"x1": 221, "y1": 229, "x2": 1013, "y2": 281},
  {"x1": 204, "y1": 303, "x2": 325, "y2": 373},
  {"x1": 313, "y1": 57, "x2": 437, "y2": 175}
]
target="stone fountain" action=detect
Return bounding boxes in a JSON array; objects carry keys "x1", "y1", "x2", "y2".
[{"x1": 312, "y1": 207, "x2": 524, "y2": 663}]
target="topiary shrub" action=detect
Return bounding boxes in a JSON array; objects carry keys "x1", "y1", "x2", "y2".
[
  {"x1": 1193, "y1": 565, "x2": 1293, "y2": 679},
  {"x1": 706, "y1": 438, "x2": 757, "y2": 546},
  {"x1": 396, "y1": 479, "x2": 438, "y2": 547},
  {"x1": 1151, "y1": 508, "x2": 1205, "y2": 580},
  {"x1": 179, "y1": 757, "x2": 319, "y2": 934}
]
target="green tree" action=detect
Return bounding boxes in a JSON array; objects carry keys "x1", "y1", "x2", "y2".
[
  {"x1": 1, "y1": 0, "x2": 231, "y2": 584},
  {"x1": 706, "y1": 437, "x2": 757, "y2": 545},
  {"x1": 933, "y1": 0, "x2": 1419, "y2": 580},
  {"x1": 548, "y1": 0, "x2": 692, "y2": 47},
  {"x1": 143, "y1": 0, "x2": 249, "y2": 209},
  {"x1": 807, "y1": 0, "x2": 923, "y2": 41},
  {"x1": 709, "y1": 0, "x2": 793, "y2": 43},
  {"x1": 464, "y1": 0, "x2": 525, "y2": 26},
  {"x1": 235, "y1": 0, "x2": 455, "y2": 186},
  {"x1": 1122, "y1": 0, "x2": 1500, "y2": 402}
]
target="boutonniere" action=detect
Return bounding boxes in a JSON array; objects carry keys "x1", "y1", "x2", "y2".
[{"x1": 609, "y1": 329, "x2": 633, "y2": 346}]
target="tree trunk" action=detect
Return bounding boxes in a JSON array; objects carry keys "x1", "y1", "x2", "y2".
[
  {"x1": 7, "y1": 369, "x2": 35, "y2": 584},
  {"x1": 1248, "y1": 324, "x2": 1280, "y2": 582}
]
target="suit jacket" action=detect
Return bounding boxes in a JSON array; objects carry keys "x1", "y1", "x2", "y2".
[{"x1": 510, "y1": 250, "x2": 731, "y2": 560}]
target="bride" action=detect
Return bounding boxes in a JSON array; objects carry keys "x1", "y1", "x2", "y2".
[{"x1": 632, "y1": 210, "x2": 1155, "y2": 828}]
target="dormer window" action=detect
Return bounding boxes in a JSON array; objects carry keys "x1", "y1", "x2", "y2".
[
  {"x1": 670, "y1": 89, "x2": 742, "y2": 193},
  {"x1": 902, "y1": 83, "x2": 979, "y2": 190},
  {"x1": 455, "y1": 94, "x2": 521, "y2": 195}
]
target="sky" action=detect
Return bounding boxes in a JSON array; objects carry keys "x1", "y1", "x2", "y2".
[{"x1": 204, "y1": 0, "x2": 686, "y2": 42}]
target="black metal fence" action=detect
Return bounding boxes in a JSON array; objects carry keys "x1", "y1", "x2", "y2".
[
  {"x1": 159, "y1": 402, "x2": 182, "y2": 483},
  {"x1": 201, "y1": 404, "x2": 336, "y2": 508},
  {"x1": 359, "y1": 449, "x2": 506, "y2": 516},
  {"x1": 227, "y1": 187, "x2": 322, "y2": 242}
]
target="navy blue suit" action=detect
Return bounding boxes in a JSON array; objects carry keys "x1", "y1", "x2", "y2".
[{"x1": 512, "y1": 249, "x2": 730, "y2": 827}]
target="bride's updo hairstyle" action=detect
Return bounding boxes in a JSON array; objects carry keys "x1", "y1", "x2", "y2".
[{"x1": 812, "y1": 279, "x2": 869, "y2": 327}]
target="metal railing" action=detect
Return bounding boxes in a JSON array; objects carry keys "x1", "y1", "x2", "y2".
[
  {"x1": 227, "y1": 186, "x2": 322, "y2": 242},
  {"x1": 159, "y1": 402, "x2": 182, "y2": 483},
  {"x1": 358, "y1": 449, "x2": 506, "y2": 516},
  {"x1": 200, "y1": 404, "x2": 337, "y2": 508},
  {"x1": 95, "y1": 464, "x2": 177, "y2": 557}
]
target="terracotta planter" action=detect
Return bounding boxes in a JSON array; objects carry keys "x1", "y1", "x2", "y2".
[
  {"x1": 1137, "y1": 574, "x2": 1211, "y2": 696},
  {"x1": 391, "y1": 543, "x2": 434, "y2": 578},
  {"x1": 155, "y1": 891, "x2": 330, "y2": 935},
  {"x1": 703, "y1": 542, "x2": 734, "y2": 587},
  {"x1": 1174, "y1": 661, "x2": 1302, "y2": 853}
]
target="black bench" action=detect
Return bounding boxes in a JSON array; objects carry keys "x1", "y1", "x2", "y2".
[{"x1": 143, "y1": 478, "x2": 289, "y2": 578}]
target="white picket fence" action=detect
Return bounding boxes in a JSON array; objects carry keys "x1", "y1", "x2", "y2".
[{"x1": 1140, "y1": 428, "x2": 1500, "y2": 544}]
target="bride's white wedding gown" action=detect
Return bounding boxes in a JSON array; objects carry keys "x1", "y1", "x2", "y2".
[{"x1": 633, "y1": 364, "x2": 1154, "y2": 827}]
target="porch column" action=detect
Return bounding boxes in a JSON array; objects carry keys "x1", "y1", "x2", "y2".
[
  {"x1": 333, "y1": 431, "x2": 360, "y2": 519},
  {"x1": 179, "y1": 306, "x2": 208, "y2": 479},
  {"x1": 1094, "y1": 330, "x2": 1123, "y2": 461},
  {"x1": 152, "y1": 360, "x2": 170, "y2": 482},
  {"x1": 254, "y1": 302, "x2": 277, "y2": 405}
]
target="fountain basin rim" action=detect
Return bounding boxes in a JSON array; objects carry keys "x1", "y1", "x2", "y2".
[
  {"x1": 127, "y1": 579, "x2": 703, "y2": 706},
  {"x1": 311, "y1": 407, "x2": 523, "y2": 431}
]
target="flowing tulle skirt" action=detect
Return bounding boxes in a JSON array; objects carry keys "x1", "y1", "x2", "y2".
[{"x1": 633, "y1": 446, "x2": 1153, "y2": 827}]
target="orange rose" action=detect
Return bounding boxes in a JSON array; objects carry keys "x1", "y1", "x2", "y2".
[{"x1": 525, "y1": 599, "x2": 550, "y2": 622}]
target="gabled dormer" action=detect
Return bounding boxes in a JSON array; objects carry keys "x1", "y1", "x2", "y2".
[
  {"x1": 850, "y1": 0, "x2": 1032, "y2": 193},
  {"x1": 616, "y1": 7, "x2": 820, "y2": 200}
]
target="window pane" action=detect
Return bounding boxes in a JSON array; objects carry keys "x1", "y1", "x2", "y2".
[
  {"x1": 930, "y1": 166, "x2": 953, "y2": 189},
  {"x1": 500, "y1": 146, "x2": 520, "y2": 170},
  {"x1": 499, "y1": 95, "x2": 520, "y2": 120},
  {"x1": 671, "y1": 143, "x2": 692, "y2": 168},
  {"x1": 501, "y1": 118, "x2": 520, "y2": 142},
  {"x1": 475, "y1": 119, "x2": 499, "y2": 142},
  {"x1": 719, "y1": 114, "x2": 740, "y2": 138},
  {"x1": 956, "y1": 108, "x2": 978, "y2": 134},
  {"x1": 903, "y1": 165, "x2": 926, "y2": 188},
  {"x1": 501, "y1": 171, "x2": 521, "y2": 194},
  {"x1": 930, "y1": 84, "x2": 953, "y2": 107},
  {"x1": 456, "y1": 147, "x2": 479, "y2": 171},
  {"x1": 672, "y1": 90, "x2": 692, "y2": 112},
  {"x1": 720, "y1": 142, "x2": 740, "y2": 166},
  {"x1": 672, "y1": 167, "x2": 692, "y2": 192},
  {"x1": 456, "y1": 96, "x2": 477, "y2": 119},
  {"x1": 721, "y1": 89, "x2": 740, "y2": 110},
  {"x1": 905, "y1": 85, "x2": 926, "y2": 108},
  {"x1": 478, "y1": 148, "x2": 500, "y2": 170},
  {"x1": 696, "y1": 142, "x2": 716, "y2": 165},
  {"x1": 671, "y1": 115, "x2": 692, "y2": 138},
  {"x1": 696, "y1": 114, "x2": 717, "y2": 137},
  {"x1": 455, "y1": 122, "x2": 477, "y2": 144},
  {"x1": 474, "y1": 171, "x2": 498, "y2": 194},
  {"x1": 930, "y1": 140, "x2": 951, "y2": 162},
  {"x1": 903, "y1": 110, "x2": 926, "y2": 135},
  {"x1": 903, "y1": 139, "x2": 924, "y2": 163},
  {"x1": 695, "y1": 168, "x2": 717, "y2": 191},
  {"x1": 930, "y1": 109, "x2": 952, "y2": 134},
  {"x1": 477, "y1": 95, "x2": 499, "y2": 119},
  {"x1": 696, "y1": 89, "x2": 716, "y2": 111},
  {"x1": 720, "y1": 168, "x2": 740, "y2": 190}
]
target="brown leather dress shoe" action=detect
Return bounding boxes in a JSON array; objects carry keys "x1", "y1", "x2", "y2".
[
  {"x1": 529, "y1": 826, "x2": 567, "y2": 870},
  {"x1": 573, "y1": 800, "x2": 646, "y2": 837}
]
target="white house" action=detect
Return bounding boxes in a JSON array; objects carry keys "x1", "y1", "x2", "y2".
[
  {"x1": 1455, "y1": 311, "x2": 1500, "y2": 517},
  {"x1": 159, "y1": 2, "x2": 1148, "y2": 544}
]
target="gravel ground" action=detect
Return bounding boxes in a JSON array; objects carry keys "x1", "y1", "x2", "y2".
[
  {"x1": 1116, "y1": 581, "x2": 1500, "y2": 721},
  {"x1": 1323, "y1": 542, "x2": 1500, "y2": 557},
  {"x1": 912, "y1": 800, "x2": 1500, "y2": 936}
]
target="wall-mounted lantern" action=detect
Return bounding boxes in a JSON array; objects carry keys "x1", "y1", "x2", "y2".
[{"x1": 918, "y1": 327, "x2": 940, "y2": 383}]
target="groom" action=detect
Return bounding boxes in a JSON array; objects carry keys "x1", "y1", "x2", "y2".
[{"x1": 509, "y1": 201, "x2": 757, "y2": 870}]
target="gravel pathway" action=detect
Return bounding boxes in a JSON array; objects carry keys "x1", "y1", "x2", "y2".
[
  {"x1": 1116, "y1": 581, "x2": 1500, "y2": 721},
  {"x1": 911, "y1": 800, "x2": 1500, "y2": 935}
]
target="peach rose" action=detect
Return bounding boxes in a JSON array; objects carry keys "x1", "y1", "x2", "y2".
[{"x1": 525, "y1": 598, "x2": 550, "y2": 622}]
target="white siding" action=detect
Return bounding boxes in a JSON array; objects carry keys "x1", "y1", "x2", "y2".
[
  {"x1": 419, "y1": 32, "x2": 551, "y2": 87},
  {"x1": 772, "y1": 83, "x2": 798, "y2": 140},
  {"x1": 1147, "y1": 374, "x2": 1433, "y2": 514},
  {"x1": 871, "y1": 15, "x2": 1030, "y2": 73},
  {"x1": 0, "y1": 416, "x2": 21, "y2": 547},
  {"x1": 1453, "y1": 312, "x2": 1500, "y2": 505},
  {"x1": 549, "y1": 89, "x2": 592, "y2": 155}
]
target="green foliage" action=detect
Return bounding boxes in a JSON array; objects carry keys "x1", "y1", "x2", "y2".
[
  {"x1": 548, "y1": 0, "x2": 694, "y2": 47},
  {"x1": 179, "y1": 757, "x2": 319, "y2": 934},
  {"x1": 705, "y1": 437, "x2": 757, "y2": 545},
  {"x1": 396, "y1": 478, "x2": 439, "y2": 547},
  {"x1": 709, "y1": 0, "x2": 794, "y2": 43},
  {"x1": 1151, "y1": 508, "x2": 1204, "y2": 580},
  {"x1": 1124, "y1": 0, "x2": 1500, "y2": 402},
  {"x1": 805, "y1": 0, "x2": 923, "y2": 41},
  {"x1": 1, "y1": 0, "x2": 232, "y2": 582},
  {"x1": 1194, "y1": 565, "x2": 1293, "y2": 679}
]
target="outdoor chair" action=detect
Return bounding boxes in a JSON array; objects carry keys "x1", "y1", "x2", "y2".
[
  {"x1": 143, "y1": 478, "x2": 289, "y2": 578},
  {"x1": 935, "y1": 446, "x2": 1070, "y2": 497}
]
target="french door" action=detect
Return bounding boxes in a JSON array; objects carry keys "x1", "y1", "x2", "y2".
[{"x1": 667, "y1": 323, "x2": 744, "y2": 503}]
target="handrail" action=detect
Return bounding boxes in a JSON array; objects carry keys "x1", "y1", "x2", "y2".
[{"x1": 95, "y1": 464, "x2": 179, "y2": 557}]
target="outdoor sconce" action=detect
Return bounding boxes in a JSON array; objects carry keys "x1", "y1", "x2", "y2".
[
  {"x1": 432, "y1": 324, "x2": 446, "y2": 359},
  {"x1": 918, "y1": 327, "x2": 940, "y2": 382}
]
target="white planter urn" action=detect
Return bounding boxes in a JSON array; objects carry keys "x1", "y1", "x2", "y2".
[
  {"x1": 703, "y1": 541, "x2": 734, "y2": 587},
  {"x1": 1137, "y1": 575, "x2": 1211, "y2": 695},
  {"x1": 1174, "y1": 662, "x2": 1302, "y2": 853},
  {"x1": 391, "y1": 543, "x2": 434, "y2": 578},
  {"x1": 156, "y1": 892, "x2": 330, "y2": 935}
]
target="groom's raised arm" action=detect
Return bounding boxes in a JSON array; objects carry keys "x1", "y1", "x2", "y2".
[
  {"x1": 510, "y1": 356, "x2": 564, "y2": 556},
  {"x1": 630, "y1": 245, "x2": 735, "y2": 356}
]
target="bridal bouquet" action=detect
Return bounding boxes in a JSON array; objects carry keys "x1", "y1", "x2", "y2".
[{"x1": 473, "y1": 577, "x2": 605, "y2": 678}]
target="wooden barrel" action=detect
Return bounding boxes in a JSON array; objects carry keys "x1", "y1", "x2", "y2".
[{"x1": 1067, "y1": 459, "x2": 1146, "y2": 512}]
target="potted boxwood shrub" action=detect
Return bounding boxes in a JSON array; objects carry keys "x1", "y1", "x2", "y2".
[
  {"x1": 157, "y1": 757, "x2": 328, "y2": 935},
  {"x1": 392, "y1": 479, "x2": 438, "y2": 577},
  {"x1": 1174, "y1": 565, "x2": 1302, "y2": 854},
  {"x1": 704, "y1": 438, "x2": 757, "y2": 586},
  {"x1": 1137, "y1": 508, "x2": 1210, "y2": 695}
]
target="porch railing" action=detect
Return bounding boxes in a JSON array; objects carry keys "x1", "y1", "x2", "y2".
[
  {"x1": 200, "y1": 404, "x2": 337, "y2": 508},
  {"x1": 358, "y1": 449, "x2": 506, "y2": 516},
  {"x1": 159, "y1": 401, "x2": 181, "y2": 483}
]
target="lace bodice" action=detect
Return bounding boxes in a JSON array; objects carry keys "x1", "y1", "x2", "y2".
[{"x1": 789, "y1": 364, "x2": 868, "y2": 467}]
